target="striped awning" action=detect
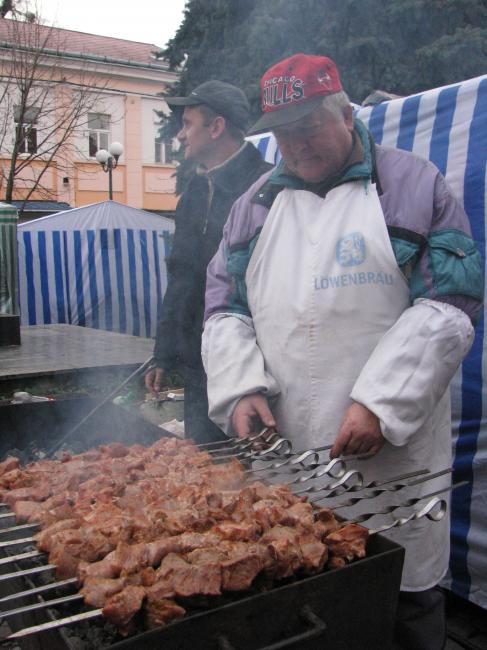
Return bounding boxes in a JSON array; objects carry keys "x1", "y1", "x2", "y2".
[
  {"x1": 0, "y1": 202, "x2": 19, "y2": 316},
  {"x1": 17, "y1": 201, "x2": 175, "y2": 338}
]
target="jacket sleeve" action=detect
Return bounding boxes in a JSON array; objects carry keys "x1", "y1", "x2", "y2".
[
  {"x1": 202, "y1": 191, "x2": 280, "y2": 434},
  {"x1": 153, "y1": 192, "x2": 198, "y2": 370},
  {"x1": 351, "y1": 170, "x2": 481, "y2": 445},
  {"x1": 394, "y1": 170, "x2": 483, "y2": 322},
  {"x1": 350, "y1": 298, "x2": 474, "y2": 445},
  {"x1": 202, "y1": 313, "x2": 281, "y2": 434}
]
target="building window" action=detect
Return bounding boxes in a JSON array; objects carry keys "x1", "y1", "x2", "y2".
[
  {"x1": 88, "y1": 112, "x2": 110, "y2": 157},
  {"x1": 14, "y1": 105, "x2": 39, "y2": 154},
  {"x1": 155, "y1": 137, "x2": 173, "y2": 164}
]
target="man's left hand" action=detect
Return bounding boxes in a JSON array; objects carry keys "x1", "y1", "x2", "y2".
[{"x1": 330, "y1": 402, "x2": 385, "y2": 458}]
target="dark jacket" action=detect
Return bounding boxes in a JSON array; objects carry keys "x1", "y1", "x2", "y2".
[{"x1": 154, "y1": 141, "x2": 272, "y2": 372}]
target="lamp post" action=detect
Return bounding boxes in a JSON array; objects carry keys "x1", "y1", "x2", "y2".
[{"x1": 95, "y1": 141, "x2": 124, "y2": 201}]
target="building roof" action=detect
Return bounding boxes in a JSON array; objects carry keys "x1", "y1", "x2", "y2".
[
  {"x1": 0, "y1": 17, "x2": 171, "y2": 70},
  {"x1": 10, "y1": 200, "x2": 72, "y2": 213}
]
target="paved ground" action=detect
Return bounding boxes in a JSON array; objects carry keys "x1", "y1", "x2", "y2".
[
  {"x1": 0, "y1": 324, "x2": 153, "y2": 380},
  {"x1": 445, "y1": 591, "x2": 487, "y2": 649}
]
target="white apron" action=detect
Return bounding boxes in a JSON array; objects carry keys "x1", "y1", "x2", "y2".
[{"x1": 245, "y1": 182, "x2": 451, "y2": 590}]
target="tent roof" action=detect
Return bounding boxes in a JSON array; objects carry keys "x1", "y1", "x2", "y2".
[
  {"x1": 0, "y1": 202, "x2": 18, "y2": 216},
  {"x1": 18, "y1": 200, "x2": 174, "y2": 232}
]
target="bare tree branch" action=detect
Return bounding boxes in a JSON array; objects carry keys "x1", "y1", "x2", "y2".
[{"x1": 0, "y1": 14, "x2": 109, "y2": 214}]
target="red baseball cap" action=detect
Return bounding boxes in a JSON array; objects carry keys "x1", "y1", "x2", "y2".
[{"x1": 248, "y1": 53, "x2": 343, "y2": 134}]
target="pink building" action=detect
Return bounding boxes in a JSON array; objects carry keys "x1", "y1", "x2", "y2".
[{"x1": 0, "y1": 18, "x2": 179, "y2": 218}]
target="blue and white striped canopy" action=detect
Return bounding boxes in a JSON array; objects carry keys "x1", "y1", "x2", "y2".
[
  {"x1": 17, "y1": 201, "x2": 174, "y2": 338},
  {"x1": 249, "y1": 74, "x2": 487, "y2": 610}
]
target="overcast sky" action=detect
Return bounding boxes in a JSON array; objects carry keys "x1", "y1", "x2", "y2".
[{"x1": 34, "y1": 0, "x2": 187, "y2": 49}]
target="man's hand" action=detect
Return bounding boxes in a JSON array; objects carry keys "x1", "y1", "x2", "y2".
[
  {"x1": 330, "y1": 402, "x2": 385, "y2": 458},
  {"x1": 145, "y1": 367, "x2": 165, "y2": 395},
  {"x1": 232, "y1": 393, "x2": 276, "y2": 438}
]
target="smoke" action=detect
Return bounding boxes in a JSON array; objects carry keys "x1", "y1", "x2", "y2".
[{"x1": 1, "y1": 389, "x2": 167, "y2": 462}]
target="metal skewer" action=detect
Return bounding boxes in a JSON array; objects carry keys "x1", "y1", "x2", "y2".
[
  {"x1": 0, "y1": 536, "x2": 37, "y2": 549},
  {"x1": 244, "y1": 447, "x2": 322, "y2": 472},
  {"x1": 307, "y1": 468, "x2": 429, "y2": 502},
  {"x1": 326, "y1": 468, "x2": 451, "y2": 508},
  {"x1": 297, "y1": 470, "x2": 364, "y2": 499},
  {"x1": 0, "y1": 550, "x2": 44, "y2": 566},
  {"x1": 197, "y1": 427, "x2": 277, "y2": 452},
  {"x1": 0, "y1": 522, "x2": 39, "y2": 535},
  {"x1": 0, "y1": 593, "x2": 84, "y2": 621},
  {"x1": 0, "y1": 577, "x2": 78, "y2": 604},
  {"x1": 247, "y1": 457, "x2": 347, "y2": 482},
  {"x1": 213, "y1": 436, "x2": 293, "y2": 462},
  {"x1": 369, "y1": 496, "x2": 447, "y2": 535},
  {"x1": 343, "y1": 481, "x2": 466, "y2": 526},
  {"x1": 4, "y1": 608, "x2": 103, "y2": 639},
  {"x1": 0, "y1": 564, "x2": 56, "y2": 583}
]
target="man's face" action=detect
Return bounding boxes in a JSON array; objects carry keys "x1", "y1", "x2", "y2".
[
  {"x1": 273, "y1": 103, "x2": 354, "y2": 183},
  {"x1": 177, "y1": 106, "x2": 214, "y2": 164}
]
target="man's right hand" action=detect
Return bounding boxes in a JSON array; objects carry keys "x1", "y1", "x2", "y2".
[
  {"x1": 232, "y1": 393, "x2": 276, "y2": 438},
  {"x1": 145, "y1": 367, "x2": 165, "y2": 395}
]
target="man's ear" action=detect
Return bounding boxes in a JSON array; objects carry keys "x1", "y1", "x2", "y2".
[{"x1": 209, "y1": 116, "x2": 226, "y2": 140}]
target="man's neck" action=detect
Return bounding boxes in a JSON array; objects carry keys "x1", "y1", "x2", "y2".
[{"x1": 200, "y1": 138, "x2": 244, "y2": 172}]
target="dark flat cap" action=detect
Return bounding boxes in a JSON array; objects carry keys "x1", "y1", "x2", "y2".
[{"x1": 165, "y1": 80, "x2": 250, "y2": 130}]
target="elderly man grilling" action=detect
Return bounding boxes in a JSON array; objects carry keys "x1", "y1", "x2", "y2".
[{"x1": 202, "y1": 53, "x2": 483, "y2": 649}]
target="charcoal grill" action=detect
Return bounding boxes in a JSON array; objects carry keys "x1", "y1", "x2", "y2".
[
  {"x1": 0, "y1": 535, "x2": 404, "y2": 650},
  {"x1": 0, "y1": 403, "x2": 449, "y2": 650}
]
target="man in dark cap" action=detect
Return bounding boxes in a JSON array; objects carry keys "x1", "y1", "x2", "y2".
[
  {"x1": 145, "y1": 80, "x2": 271, "y2": 443},
  {"x1": 203, "y1": 54, "x2": 483, "y2": 648}
]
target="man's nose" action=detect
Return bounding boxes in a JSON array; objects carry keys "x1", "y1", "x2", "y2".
[{"x1": 176, "y1": 127, "x2": 185, "y2": 142}]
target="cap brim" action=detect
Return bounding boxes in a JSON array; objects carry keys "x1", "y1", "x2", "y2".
[
  {"x1": 164, "y1": 96, "x2": 201, "y2": 107},
  {"x1": 248, "y1": 96, "x2": 324, "y2": 135}
]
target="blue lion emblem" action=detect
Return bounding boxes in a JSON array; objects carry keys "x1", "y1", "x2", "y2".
[{"x1": 336, "y1": 232, "x2": 366, "y2": 266}]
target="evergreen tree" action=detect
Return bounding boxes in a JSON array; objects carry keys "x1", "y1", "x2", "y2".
[{"x1": 161, "y1": 0, "x2": 487, "y2": 108}]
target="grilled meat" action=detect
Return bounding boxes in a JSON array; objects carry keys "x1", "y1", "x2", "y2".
[
  {"x1": 325, "y1": 523, "x2": 369, "y2": 568},
  {"x1": 0, "y1": 437, "x2": 368, "y2": 635}
]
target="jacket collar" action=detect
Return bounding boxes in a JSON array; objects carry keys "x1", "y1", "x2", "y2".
[{"x1": 198, "y1": 142, "x2": 265, "y2": 195}]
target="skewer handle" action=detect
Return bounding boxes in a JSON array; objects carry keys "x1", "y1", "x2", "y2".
[{"x1": 369, "y1": 497, "x2": 447, "y2": 535}]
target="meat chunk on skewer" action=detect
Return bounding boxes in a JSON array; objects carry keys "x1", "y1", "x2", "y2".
[
  {"x1": 325, "y1": 523, "x2": 369, "y2": 568},
  {"x1": 81, "y1": 577, "x2": 127, "y2": 608},
  {"x1": 144, "y1": 596, "x2": 186, "y2": 630},
  {"x1": 0, "y1": 456, "x2": 20, "y2": 477},
  {"x1": 298, "y1": 535, "x2": 328, "y2": 572},
  {"x1": 102, "y1": 585, "x2": 146, "y2": 631},
  {"x1": 34, "y1": 518, "x2": 81, "y2": 552},
  {"x1": 156, "y1": 553, "x2": 222, "y2": 598}
]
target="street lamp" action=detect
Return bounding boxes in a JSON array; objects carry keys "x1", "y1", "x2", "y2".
[{"x1": 95, "y1": 141, "x2": 124, "y2": 200}]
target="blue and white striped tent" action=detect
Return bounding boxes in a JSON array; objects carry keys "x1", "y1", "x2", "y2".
[
  {"x1": 249, "y1": 74, "x2": 487, "y2": 610},
  {"x1": 17, "y1": 200, "x2": 174, "y2": 338}
]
